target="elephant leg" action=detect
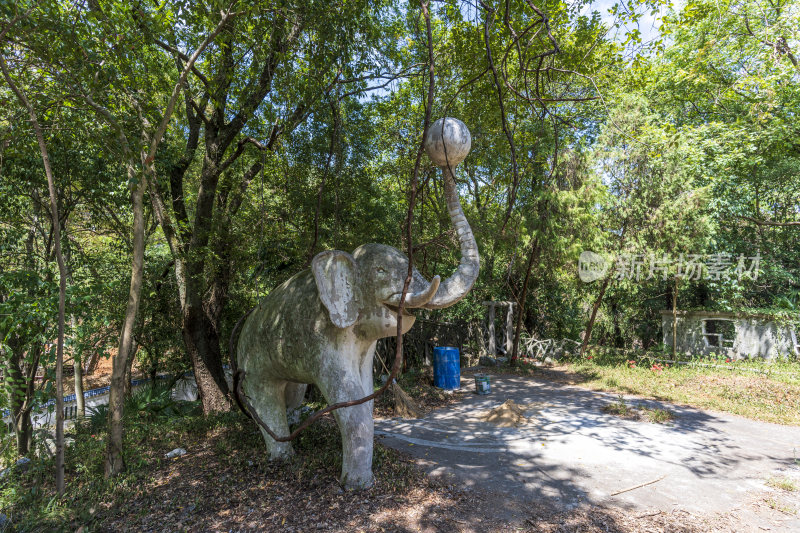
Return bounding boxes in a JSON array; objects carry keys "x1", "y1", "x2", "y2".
[
  {"x1": 361, "y1": 342, "x2": 377, "y2": 396},
  {"x1": 317, "y1": 373, "x2": 375, "y2": 490},
  {"x1": 284, "y1": 382, "x2": 308, "y2": 426},
  {"x1": 249, "y1": 379, "x2": 294, "y2": 460},
  {"x1": 284, "y1": 383, "x2": 308, "y2": 412},
  {"x1": 359, "y1": 343, "x2": 377, "y2": 411}
]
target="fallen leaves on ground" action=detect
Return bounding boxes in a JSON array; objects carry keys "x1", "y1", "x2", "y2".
[{"x1": 91, "y1": 420, "x2": 722, "y2": 533}]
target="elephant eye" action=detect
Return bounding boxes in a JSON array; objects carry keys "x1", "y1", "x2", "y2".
[{"x1": 376, "y1": 267, "x2": 386, "y2": 274}]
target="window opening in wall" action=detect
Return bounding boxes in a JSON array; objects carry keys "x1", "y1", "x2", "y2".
[{"x1": 703, "y1": 319, "x2": 736, "y2": 348}]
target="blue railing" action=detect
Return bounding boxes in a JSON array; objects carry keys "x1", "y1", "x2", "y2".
[{"x1": 2, "y1": 366, "x2": 228, "y2": 420}]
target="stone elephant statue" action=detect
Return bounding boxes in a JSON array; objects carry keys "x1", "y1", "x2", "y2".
[{"x1": 235, "y1": 117, "x2": 478, "y2": 489}]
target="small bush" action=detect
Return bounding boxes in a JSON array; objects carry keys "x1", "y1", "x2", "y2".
[
  {"x1": 85, "y1": 404, "x2": 109, "y2": 433},
  {"x1": 602, "y1": 396, "x2": 634, "y2": 417},
  {"x1": 125, "y1": 379, "x2": 191, "y2": 421},
  {"x1": 766, "y1": 476, "x2": 798, "y2": 492},
  {"x1": 601, "y1": 396, "x2": 675, "y2": 424},
  {"x1": 639, "y1": 406, "x2": 675, "y2": 424}
]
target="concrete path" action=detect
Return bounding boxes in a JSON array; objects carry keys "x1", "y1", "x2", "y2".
[{"x1": 375, "y1": 375, "x2": 800, "y2": 530}]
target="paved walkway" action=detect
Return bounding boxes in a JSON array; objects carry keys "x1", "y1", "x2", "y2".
[{"x1": 375, "y1": 375, "x2": 800, "y2": 531}]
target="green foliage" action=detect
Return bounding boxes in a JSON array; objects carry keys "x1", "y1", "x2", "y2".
[
  {"x1": 573, "y1": 345, "x2": 800, "y2": 424},
  {"x1": 124, "y1": 380, "x2": 194, "y2": 421},
  {"x1": 766, "y1": 476, "x2": 798, "y2": 492},
  {"x1": 1, "y1": 0, "x2": 799, "y2": 461},
  {"x1": 645, "y1": 0, "x2": 800, "y2": 312},
  {"x1": 84, "y1": 404, "x2": 110, "y2": 435}
]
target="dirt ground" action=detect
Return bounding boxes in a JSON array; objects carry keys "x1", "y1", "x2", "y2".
[
  {"x1": 86, "y1": 370, "x2": 797, "y2": 532},
  {"x1": 93, "y1": 417, "x2": 747, "y2": 533},
  {"x1": 44, "y1": 363, "x2": 799, "y2": 531}
]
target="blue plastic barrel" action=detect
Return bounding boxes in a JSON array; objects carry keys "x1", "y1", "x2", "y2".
[{"x1": 433, "y1": 346, "x2": 460, "y2": 389}]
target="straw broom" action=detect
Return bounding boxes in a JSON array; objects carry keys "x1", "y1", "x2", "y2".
[{"x1": 378, "y1": 355, "x2": 423, "y2": 419}]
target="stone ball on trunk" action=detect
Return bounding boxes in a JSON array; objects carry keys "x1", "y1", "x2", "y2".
[{"x1": 424, "y1": 117, "x2": 471, "y2": 167}]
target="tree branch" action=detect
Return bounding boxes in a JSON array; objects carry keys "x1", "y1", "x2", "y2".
[
  {"x1": 144, "y1": 8, "x2": 236, "y2": 166},
  {"x1": 740, "y1": 216, "x2": 800, "y2": 227},
  {"x1": 483, "y1": 5, "x2": 520, "y2": 233},
  {"x1": 150, "y1": 37, "x2": 211, "y2": 89}
]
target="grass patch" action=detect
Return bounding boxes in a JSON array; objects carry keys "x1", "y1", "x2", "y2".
[
  {"x1": 766, "y1": 476, "x2": 798, "y2": 492},
  {"x1": 601, "y1": 396, "x2": 637, "y2": 418},
  {"x1": 551, "y1": 350, "x2": 800, "y2": 425},
  {"x1": 764, "y1": 497, "x2": 798, "y2": 515},
  {"x1": 601, "y1": 396, "x2": 675, "y2": 424},
  {"x1": 640, "y1": 406, "x2": 675, "y2": 423}
]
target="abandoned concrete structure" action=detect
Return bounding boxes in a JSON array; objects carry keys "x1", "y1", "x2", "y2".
[
  {"x1": 661, "y1": 310, "x2": 800, "y2": 360},
  {"x1": 482, "y1": 300, "x2": 515, "y2": 355}
]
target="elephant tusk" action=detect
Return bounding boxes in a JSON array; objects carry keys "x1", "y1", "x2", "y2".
[{"x1": 385, "y1": 275, "x2": 440, "y2": 309}]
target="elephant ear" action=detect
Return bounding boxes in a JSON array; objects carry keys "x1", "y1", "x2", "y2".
[{"x1": 311, "y1": 250, "x2": 360, "y2": 329}]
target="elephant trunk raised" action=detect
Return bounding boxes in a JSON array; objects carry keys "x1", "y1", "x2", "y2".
[
  {"x1": 424, "y1": 166, "x2": 480, "y2": 309},
  {"x1": 381, "y1": 164, "x2": 478, "y2": 310}
]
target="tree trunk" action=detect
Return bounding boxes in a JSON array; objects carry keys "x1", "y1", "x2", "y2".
[
  {"x1": 505, "y1": 304, "x2": 514, "y2": 355},
  {"x1": 71, "y1": 315, "x2": 85, "y2": 417},
  {"x1": 612, "y1": 301, "x2": 623, "y2": 348},
  {"x1": 148, "y1": 187, "x2": 228, "y2": 410},
  {"x1": 123, "y1": 338, "x2": 137, "y2": 397},
  {"x1": 149, "y1": 182, "x2": 228, "y2": 412},
  {"x1": 177, "y1": 157, "x2": 232, "y2": 413},
  {"x1": 580, "y1": 274, "x2": 612, "y2": 357},
  {"x1": 10, "y1": 365, "x2": 34, "y2": 458},
  {"x1": 64, "y1": 242, "x2": 86, "y2": 418},
  {"x1": 65, "y1": 241, "x2": 85, "y2": 418},
  {"x1": 41, "y1": 98, "x2": 67, "y2": 496},
  {"x1": 13, "y1": 410, "x2": 33, "y2": 455},
  {"x1": 5, "y1": 348, "x2": 37, "y2": 456},
  {"x1": 487, "y1": 304, "x2": 496, "y2": 355},
  {"x1": 105, "y1": 166, "x2": 146, "y2": 477},
  {"x1": 74, "y1": 361, "x2": 85, "y2": 417},
  {"x1": 182, "y1": 301, "x2": 230, "y2": 413},
  {"x1": 672, "y1": 276, "x2": 679, "y2": 359},
  {"x1": 511, "y1": 236, "x2": 540, "y2": 362},
  {"x1": 1, "y1": 53, "x2": 69, "y2": 494}
]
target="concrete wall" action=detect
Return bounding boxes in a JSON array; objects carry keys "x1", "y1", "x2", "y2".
[{"x1": 661, "y1": 311, "x2": 798, "y2": 360}]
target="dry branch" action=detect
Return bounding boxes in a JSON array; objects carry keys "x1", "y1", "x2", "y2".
[{"x1": 610, "y1": 475, "x2": 666, "y2": 497}]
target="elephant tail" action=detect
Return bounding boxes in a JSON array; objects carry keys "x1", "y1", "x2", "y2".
[{"x1": 229, "y1": 306, "x2": 256, "y2": 419}]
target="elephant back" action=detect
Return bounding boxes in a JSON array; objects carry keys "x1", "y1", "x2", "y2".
[{"x1": 237, "y1": 269, "x2": 331, "y2": 383}]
